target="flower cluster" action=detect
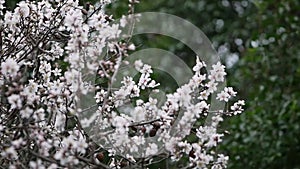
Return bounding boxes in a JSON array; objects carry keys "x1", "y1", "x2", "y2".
[
  {"x1": 87, "y1": 57, "x2": 244, "y2": 168},
  {"x1": 0, "y1": 0, "x2": 244, "y2": 168}
]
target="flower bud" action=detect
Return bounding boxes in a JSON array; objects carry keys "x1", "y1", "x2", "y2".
[
  {"x1": 141, "y1": 126, "x2": 146, "y2": 133},
  {"x1": 96, "y1": 152, "x2": 105, "y2": 162},
  {"x1": 149, "y1": 128, "x2": 157, "y2": 137},
  {"x1": 153, "y1": 122, "x2": 161, "y2": 129},
  {"x1": 128, "y1": 44, "x2": 136, "y2": 51},
  {"x1": 120, "y1": 161, "x2": 128, "y2": 167}
]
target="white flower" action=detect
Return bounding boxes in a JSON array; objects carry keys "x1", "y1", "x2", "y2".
[
  {"x1": 212, "y1": 62, "x2": 226, "y2": 72},
  {"x1": 121, "y1": 76, "x2": 135, "y2": 87},
  {"x1": 147, "y1": 80, "x2": 160, "y2": 88},
  {"x1": 64, "y1": 69, "x2": 80, "y2": 84},
  {"x1": 120, "y1": 15, "x2": 127, "y2": 27},
  {"x1": 1, "y1": 58, "x2": 20, "y2": 78},
  {"x1": 8, "y1": 94, "x2": 22, "y2": 109},
  {"x1": 128, "y1": 44, "x2": 136, "y2": 50},
  {"x1": 145, "y1": 143, "x2": 158, "y2": 157},
  {"x1": 39, "y1": 61, "x2": 51, "y2": 74},
  {"x1": 20, "y1": 107, "x2": 33, "y2": 118},
  {"x1": 177, "y1": 141, "x2": 192, "y2": 154},
  {"x1": 25, "y1": 80, "x2": 39, "y2": 94},
  {"x1": 33, "y1": 108, "x2": 45, "y2": 121},
  {"x1": 16, "y1": 1, "x2": 30, "y2": 17},
  {"x1": 198, "y1": 90, "x2": 209, "y2": 100},
  {"x1": 99, "y1": 24, "x2": 121, "y2": 39},
  {"x1": 64, "y1": 9, "x2": 83, "y2": 30},
  {"x1": 216, "y1": 91, "x2": 230, "y2": 102},
  {"x1": 114, "y1": 88, "x2": 127, "y2": 102},
  {"x1": 217, "y1": 87, "x2": 237, "y2": 102},
  {"x1": 134, "y1": 60, "x2": 143, "y2": 71},
  {"x1": 140, "y1": 64, "x2": 153, "y2": 74},
  {"x1": 176, "y1": 84, "x2": 192, "y2": 107},
  {"x1": 88, "y1": 12, "x2": 107, "y2": 28},
  {"x1": 54, "y1": 149, "x2": 64, "y2": 161},
  {"x1": 112, "y1": 116, "x2": 129, "y2": 128},
  {"x1": 224, "y1": 87, "x2": 237, "y2": 97},
  {"x1": 209, "y1": 62, "x2": 227, "y2": 82},
  {"x1": 230, "y1": 100, "x2": 245, "y2": 115},
  {"x1": 191, "y1": 74, "x2": 206, "y2": 85},
  {"x1": 75, "y1": 139, "x2": 88, "y2": 154},
  {"x1": 132, "y1": 136, "x2": 145, "y2": 146},
  {"x1": 131, "y1": 106, "x2": 146, "y2": 122},
  {"x1": 29, "y1": 159, "x2": 45, "y2": 169},
  {"x1": 130, "y1": 84, "x2": 140, "y2": 97},
  {"x1": 205, "y1": 133, "x2": 224, "y2": 147},
  {"x1": 95, "y1": 89, "x2": 107, "y2": 103},
  {"x1": 237, "y1": 100, "x2": 245, "y2": 105},
  {"x1": 136, "y1": 99, "x2": 144, "y2": 106},
  {"x1": 52, "y1": 68, "x2": 62, "y2": 76},
  {"x1": 193, "y1": 55, "x2": 206, "y2": 72},
  {"x1": 206, "y1": 81, "x2": 218, "y2": 93},
  {"x1": 146, "y1": 97, "x2": 157, "y2": 109},
  {"x1": 138, "y1": 73, "x2": 151, "y2": 89},
  {"x1": 216, "y1": 154, "x2": 229, "y2": 167}
]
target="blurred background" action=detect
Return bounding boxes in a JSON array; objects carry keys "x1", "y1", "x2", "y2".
[{"x1": 4, "y1": 0, "x2": 300, "y2": 168}]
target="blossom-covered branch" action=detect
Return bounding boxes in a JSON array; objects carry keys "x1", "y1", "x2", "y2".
[{"x1": 0, "y1": 0, "x2": 244, "y2": 168}]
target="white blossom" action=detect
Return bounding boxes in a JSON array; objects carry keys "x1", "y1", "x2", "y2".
[
  {"x1": 20, "y1": 107, "x2": 33, "y2": 118},
  {"x1": 0, "y1": 1, "x2": 244, "y2": 168},
  {"x1": 8, "y1": 94, "x2": 22, "y2": 109},
  {"x1": 16, "y1": 1, "x2": 30, "y2": 17},
  {"x1": 217, "y1": 90, "x2": 231, "y2": 102},
  {"x1": 1, "y1": 58, "x2": 20, "y2": 78},
  {"x1": 145, "y1": 143, "x2": 158, "y2": 157}
]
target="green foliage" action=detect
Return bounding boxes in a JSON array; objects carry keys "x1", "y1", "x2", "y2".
[{"x1": 222, "y1": 1, "x2": 300, "y2": 168}]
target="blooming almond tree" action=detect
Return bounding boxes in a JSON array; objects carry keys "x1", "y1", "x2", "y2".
[{"x1": 0, "y1": 0, "x2": 244, "y2": 168}]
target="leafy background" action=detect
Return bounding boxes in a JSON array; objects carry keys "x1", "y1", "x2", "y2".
[{"x1": 4, "y1": 0, "x2": 300, "y2": 168}]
